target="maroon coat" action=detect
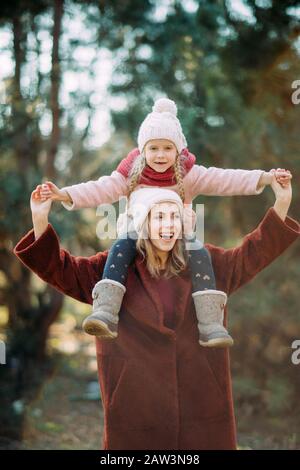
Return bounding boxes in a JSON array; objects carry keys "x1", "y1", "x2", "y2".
[{"x1": 14, "y1": 208, "x2": 300, "y2": 450}]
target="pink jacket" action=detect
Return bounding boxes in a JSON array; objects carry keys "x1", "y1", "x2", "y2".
[{"x1": 61, "y1": 165, "x2": 265, "y2": 211}]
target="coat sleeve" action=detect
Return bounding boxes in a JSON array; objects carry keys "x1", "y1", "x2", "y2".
[
  {"x1": 207, "y1": 208, "x2": 300, "y2": 296},
  {"x1": 187, "y1": 164, "x2": 265, "y2": 198},
  {"x1": 61, "y1": 170, "x2": 129, "y2": 210},
  {"x1": 13, "y1": 224, "x2": 109, "y2": 304}
]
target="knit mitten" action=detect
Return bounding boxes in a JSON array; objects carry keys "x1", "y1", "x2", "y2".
[
  {"x1": 192, "y1": 290, "x2": 234, "y2": 348},
  {"x1": 82, "y1": 279, "x2": 126, "y2": 339}
]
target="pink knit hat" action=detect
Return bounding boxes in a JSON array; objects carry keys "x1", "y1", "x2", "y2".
[
  {"x1": 137, "y1": 98, "x2": 187, "y2": 154},
  {"x1": 117, "y1": 187, "x2": 184, "y2": 236}
]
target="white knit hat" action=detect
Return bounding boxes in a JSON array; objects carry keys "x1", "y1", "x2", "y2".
[
  {"x1": 122, "y1": 187, "x2": 184, "y2": 236},
  {"x1": 137, "y1": 98, "x2": 187, "y2": 154}
]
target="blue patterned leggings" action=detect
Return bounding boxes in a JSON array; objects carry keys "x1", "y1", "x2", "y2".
[{"x1": 102, "y1": 232, "x2": 216, "y2": 292}]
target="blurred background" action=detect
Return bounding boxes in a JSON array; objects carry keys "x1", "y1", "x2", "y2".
[{"x1": 0, "y1": 0, "x2": 300, "y2": 450}]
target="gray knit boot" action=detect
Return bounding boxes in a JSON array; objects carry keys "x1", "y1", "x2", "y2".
[
  {"x1": 82, "y1": 279, "x2": 126, "y2": 339},
  {"x1": 192, "y1": 290, "x2": 234, "y2": 348}
]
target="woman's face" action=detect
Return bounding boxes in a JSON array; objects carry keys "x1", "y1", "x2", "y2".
[
  {"x1": 144, "y1": 139, "x2": 178, "y2": 173},
  {"x1": 148, "y1": 202, "x2": 182, "y2": 253}
]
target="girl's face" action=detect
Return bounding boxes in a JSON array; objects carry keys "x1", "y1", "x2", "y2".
[
  {"x1": 148, "y1": 202, "x2": 182, "y2": 253},
  {"x1": 144, "y1": 139, "x2": 178, "y2": 173}
]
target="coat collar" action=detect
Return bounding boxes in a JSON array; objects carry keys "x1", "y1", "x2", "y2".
[{"x1": 123, "y1": 253, "x2": 192, "y2": 335}]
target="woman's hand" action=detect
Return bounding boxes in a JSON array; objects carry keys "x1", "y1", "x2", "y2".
[
  {"x1": 271, "y1": 177, "x2": 292, "y2": 221},
  {"x1": 30, "y1": 187, "x2": 53, "y2": 239}
]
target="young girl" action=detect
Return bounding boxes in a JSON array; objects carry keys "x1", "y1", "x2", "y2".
[{"x1": 36, "y1": 98, "x2": 291, "y2": 348}]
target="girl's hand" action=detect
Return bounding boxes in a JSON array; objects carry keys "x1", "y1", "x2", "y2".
[
  {"x1": 30, "y1": 187, "x2": 53, "y2": 219},
  {"x1": 38, "y1": 181, "x2": 71, "y2": 203}
]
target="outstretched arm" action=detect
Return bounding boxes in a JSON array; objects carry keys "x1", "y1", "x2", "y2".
[
  {"x1": 187, "y1": 164, "x2": 292, "y2": 198},
  {"x1": 38, "y1": 171, "x2": 129, "y2": 210},
  {"x1": 14, "y1": 188, "x2": 108, "y2": 303},
  {"x1": 207, "y1": 179, "x2": 299, "y2": 296}
]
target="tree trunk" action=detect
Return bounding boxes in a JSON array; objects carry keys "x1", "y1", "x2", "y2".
[
  {"x1": 46, "y1": 0, "x2": 64, "y2": 180},
  {"x1": 0, "y1": 7, "x2": 65, "y2": 441}
]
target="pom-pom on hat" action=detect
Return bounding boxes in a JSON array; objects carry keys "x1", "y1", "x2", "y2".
[{"x1": 137, "y1": 98, "x2": 187, "y2": 154}]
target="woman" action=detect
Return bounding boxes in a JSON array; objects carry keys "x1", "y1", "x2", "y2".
[{"x1": 14, "y1": 178, "x2": 299, "y2": 450}]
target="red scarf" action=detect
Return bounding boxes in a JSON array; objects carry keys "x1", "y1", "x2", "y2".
[{"x1": 116, "y1": 147, "x2": 196, "y2": 187}]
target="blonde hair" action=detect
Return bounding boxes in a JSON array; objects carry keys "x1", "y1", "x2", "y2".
[
  {"x1": 128, "y1": 149, "x2": 186, "y2": 202},
  {"x1": 136, "y1": 212, "x2": 188, "y2": 279}
]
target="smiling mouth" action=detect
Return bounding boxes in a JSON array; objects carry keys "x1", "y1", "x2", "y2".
[
  {"x1": 159, "y1": 233, "x2": 174, "y2": 240},
  {"x1": 155, "y1": 161, "x2": 167, "y2": 165}
]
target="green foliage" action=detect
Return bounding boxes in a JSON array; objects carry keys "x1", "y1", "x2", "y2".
[
  {"x1": 0, "y1": 0, "x2": 51, "y2": 21},
  {"x1": 265, "y1": 377, "x2": 293, "y2": 415}
]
